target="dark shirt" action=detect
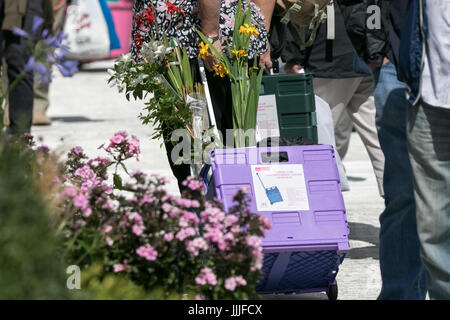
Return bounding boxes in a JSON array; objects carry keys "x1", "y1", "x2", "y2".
[{"x1": 386, "y1": 0, "x2": 410, "y2": 67}]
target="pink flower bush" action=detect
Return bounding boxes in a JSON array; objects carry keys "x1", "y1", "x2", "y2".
[{"x1": 59, "y1": 131, "x2": 271, "y2": 300}]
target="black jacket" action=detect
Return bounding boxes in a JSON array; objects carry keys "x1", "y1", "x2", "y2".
[
  {"x1": 270, "y1": 0, "x2": 390, "y2": 78},
  {"x1": 384, "y1": 0, "x2": 410, "y2": 68}
]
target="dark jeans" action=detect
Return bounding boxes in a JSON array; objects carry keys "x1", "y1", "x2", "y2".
[
  {"x1": 373, "y1": 61, "x2": 427, "y2": 300},
  {"x1": 163, "y1": 60, "x2": 233, "y2": 191},
  {"x1": 0, "y1": 0, "x2": 43, "y2": 134}
]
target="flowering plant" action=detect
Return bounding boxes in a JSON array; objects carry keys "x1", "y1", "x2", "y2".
[
  {"x1": 0, "y1": 16, "x2": 78, "y2": 131},
  {"x1": 109, "y1": 2, "x2": 212, "y2": 143},
  {"x1": 197, "y1": 0, "x2": 265, "y2": 148},
  {"x1": 108, "y1": 45, "x2": 193, "y2": 141},
  {"x1": 58, "y1": 131, "x2": 271, "y2": 299}
]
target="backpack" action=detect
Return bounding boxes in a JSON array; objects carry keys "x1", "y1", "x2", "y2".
[{"x1": 275, "y1": 0, "x2": 333, "y2": 49}]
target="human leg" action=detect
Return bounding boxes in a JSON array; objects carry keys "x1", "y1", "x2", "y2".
[
  {"x1": 346, "y1": 76, "x2": 385, "y2": 197},
  {"x1": 374, "y1": 61, "x2": 427, "y2": 300},
  {"x1": 407, "y1": 101, "x2": 450, "y2": 300}
]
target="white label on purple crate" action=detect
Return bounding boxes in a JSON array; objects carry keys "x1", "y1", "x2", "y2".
[
  {"x1": 251, "y1": 164, "x2": 310, "y2": 212},
  {"x1": 256, "y1": 95, "x2": 280, "y2": 142}
]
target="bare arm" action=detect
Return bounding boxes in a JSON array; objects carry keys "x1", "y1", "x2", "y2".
[
  {"x1": 53, "y1": 0, "x2": 67, "y2": 12},
  {"x1": 252, "y1": 0, "x2": 276, "y2": 32},
  {"x1": 198, "y1": 0, "x2": 221, "y2": 37},
  {"x1": 252, "y1": 0, "x2": 276, "y2": 69}
]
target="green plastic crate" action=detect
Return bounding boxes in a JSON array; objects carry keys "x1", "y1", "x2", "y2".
[{"x1": 259, "y1": 73, "x2": 318, "y2": 143}]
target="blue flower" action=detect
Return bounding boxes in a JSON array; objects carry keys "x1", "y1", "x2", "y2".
[
  {"x1": 56, "y1": 60, "x2": 79, "y2": 77},
  {"x1": 32, "y1": 16, "x2": 44, "y2": 33},
  {"x1": 24, "y1": 56, "x2": 53, "y2": 84},
  {"x1": 13, "y1": 19, "x2": 78, "y2": 84},
  {"x1": 12, "y1": 27, "x2": 29, "y2": 38}
]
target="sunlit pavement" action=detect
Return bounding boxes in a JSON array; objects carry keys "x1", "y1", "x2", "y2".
[{"x1": 33, "y1": 60, "x2": 384, "y2": 300}]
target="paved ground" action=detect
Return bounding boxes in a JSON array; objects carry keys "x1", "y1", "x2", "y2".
[{"x1": 32, "y1": 61, "x2": 385, "y2": 300}]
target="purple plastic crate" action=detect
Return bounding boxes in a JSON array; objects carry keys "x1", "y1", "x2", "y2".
[{"x1": 207, "y1": 145, "x2": 350, "y2": 297}]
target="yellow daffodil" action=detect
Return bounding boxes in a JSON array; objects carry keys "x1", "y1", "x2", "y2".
[
  {"x1": 248, "y1": 26, "x2": 260, "y2": 37},
  {"x1": 198, "y1": 41, "x2": 210, "y2": 59},
  {"x1": 231, "y1": 46, "x2": 249, "y2": 61},
  {"x1": 239, "y1": 24, "x2": 251, "y2": 35},
  {"x1": 239, "y1": 23, "x2": 259, "y2": 37},
  {"x1": 213, "y1": 63, "x2": 229, "y2": 78}
]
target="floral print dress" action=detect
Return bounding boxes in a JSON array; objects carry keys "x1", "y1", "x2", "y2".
[{"x1": 131, "y1": 0, "x2": 269, "y2": 60}]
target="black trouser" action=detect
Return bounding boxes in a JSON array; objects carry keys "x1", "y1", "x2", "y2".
[
  {"x1": 0, "y1": 0, "x2": 43, "y2": 134},
  {"x1": 163, "y1": 59, "x2": 233, "y2": 191}
]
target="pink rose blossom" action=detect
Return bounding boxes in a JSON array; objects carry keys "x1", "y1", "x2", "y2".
[
  {"x1": 186, "y1": 237, "x2": 208, "y2": 256},
  {"x1": 246, "y1": 235, "x2": 261, "y2": 248},
  {"x1": 235, "y1": 276, "x2": 247, "y2": 286},
  {"x1": 113, "y1": 260, "x2": 130, "y2": 273},
  {"x1": 106, "y1": 236, "x2": 114, "y2": 246},
  {"x1": 82, "y1": 206, "x2": 92, "y2": 217},
  {"x1": 195, "y1": 268, "x2": 217, "y2": 286},
  {"x1": 136, "y1": 244, "x2": 158, "y2": 261},
  {"x1": 195, "y1": 275, "x2": 207, "y2": 286},
  {"x1": 75, "y1": 165, "x2": 96, "y2": 180},
  {"x1": 169, "y1": 208, "x2": 180, "y2": 218},
  {"x1": 140, "y1": 194, "x2": 153, "y2": 204},
  {"x1": 225, "y1": 277, "x2": 237, "y2": 291},
  {"x1": 190, "y1": 200, "x2": 200, "y2": 208},
  {"x1": 225, "y1": 276, "x2": 247, "y2": 291},
  {"x1": 113, "y1": 264, "x2": 125, "y2": 273},
  {"x1": 164, "y1": 233, "x2": 174, "y2": 242},
  {"x1": 110, "y1": 134, "x2": 125, "y2": 145},
  {"x1": 132, "y1": 224, "x2": 145, "y2": 236},
  {"x1": 162, "y1": 203, "x2": 172, "y2": 213},
  {"x1": 73, "y1": 219, "x2": 86, "y2": 229},
  {"x1": 73, "y1": 146, "x2": 83, "y2": 155},
  {"x1": 65, "y1": 186, "x2": 78, "y2": 197},
  {"x1": 73, "y1": 194, "x2": 88, "y2": 208},
  {"x1": 132, "y1": 213, "x2": 143, "y2": 222},
  {"x1": 128, "y1": 136, "x2": 140, "y2": 154},
  {"x1": 225, "y1": 215, "x2": 239, "y2": 227}
]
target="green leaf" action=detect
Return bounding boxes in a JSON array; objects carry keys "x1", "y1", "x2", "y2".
[
  {"x1": 181, "y1": 47, "x2": 193, "y2": 94},
  {"x1": 113, "y1": 174, "x2": 123, "y2": 190}
]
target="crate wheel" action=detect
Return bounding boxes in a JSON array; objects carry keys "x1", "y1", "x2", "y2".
[{"x1": 327, "y1": 283, "x2": 338, "y2": 300}]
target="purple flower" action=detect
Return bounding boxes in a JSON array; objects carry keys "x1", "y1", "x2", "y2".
[
  {"x1": 55, "y1": 60, "x2": 78, "y2": 77},
  {"x1": 36, "y1": 144, "x2": 50, "y2": 153},
  {"x1": 32, "y1": 16, "x2": 44, "y2": 33},
  {"x1": 12, "y1": 27, "x2": 29, "y2": 38},
  {"x1": 73, "y1": 146, "x2": 83, "y2": 155},
  {"x1": 24, "y1": 56, "x2": 36, "y2": 73},
  {"x1": 25, "y1": 57, "x2": 53, "y2": 84},
  {"x1": 41, "y1": 29, "x2": 49, "y2": 38}
]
